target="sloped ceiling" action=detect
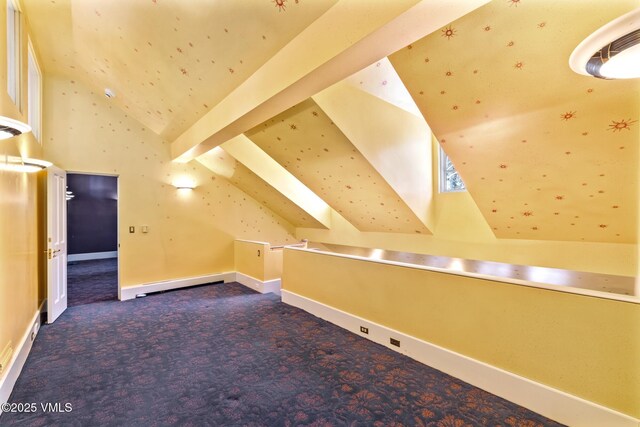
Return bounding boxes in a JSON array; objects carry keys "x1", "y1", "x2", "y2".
[
  {"x1": 22, "y1": 0, "x2": 338, "y2": 140},
  {"x1": 390, "y1": 0, "x2": 639, "y2": 243},
  {"x1": 245, "y1": 99, "x2": 431, "y2": 234},
  {"x1": 197, "y1": 147, "x2": 326, "y2": 229},
  {"x1": 342, "y1": 58, "x2": 422, "y2": 117}
]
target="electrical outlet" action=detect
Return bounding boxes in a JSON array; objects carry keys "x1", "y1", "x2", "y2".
[
  {"x1": 390, "y1": 338, "x2": 400, "y2": 347},
  {"x1": 360, "y1": 326, "x2": 369, "y2": 334}
]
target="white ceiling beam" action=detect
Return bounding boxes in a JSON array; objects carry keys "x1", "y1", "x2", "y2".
[{"x1": 171, "y1": 0, "x2": 490, "y2": 162}]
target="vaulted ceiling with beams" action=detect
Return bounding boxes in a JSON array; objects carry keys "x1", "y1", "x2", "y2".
[
  {"x1": 390, "y1": 0, "x2": 639, "y2": 243},
  {"x1": 245, "y1": 99, "x2": 431, "y2": 234},
  {"x1": 24, "y1": 0, "x2": 640, "y2": 245},
  {"x1": 23, "y1": 0, "x2": 338, "y2": 139}
]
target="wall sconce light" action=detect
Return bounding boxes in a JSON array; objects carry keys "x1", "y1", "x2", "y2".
[
  {"x1": 570, "y1": 8, "x2": 640, "y2": 79},
  {"x1": 0, "y1": 116, "x2": 51, "y2": 173},
  {"x1": 173, "y1": 178, "x2": 196, "y2": 190}
]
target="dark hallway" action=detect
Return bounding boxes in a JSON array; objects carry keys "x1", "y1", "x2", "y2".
[{"x1": 67, "y1": 259, "x2": 118, "y2": 307}]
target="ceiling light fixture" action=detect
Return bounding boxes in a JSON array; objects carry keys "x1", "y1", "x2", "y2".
[
  {"x1": 570, "y1": 8, "x2": 640, "y2": 79},
  {"x1": 0, "y1": 116, "x2": 52, "y2": 173},
  {"x1": 0, "y1": 116, "x2": 31, "y2": 139}
]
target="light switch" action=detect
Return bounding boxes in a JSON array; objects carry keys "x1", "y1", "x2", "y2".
[
  {"x1": 129, "y1": 226, "x2": 135, "y2": 233},
  {"x1": 141, "y1": 225, "x2": 149, "y2": 233}
]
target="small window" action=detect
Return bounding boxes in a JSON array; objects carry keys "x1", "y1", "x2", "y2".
[
  {"x1": 439, "y1": 146, "x2": 466, "y2": 192},
  {"x1": 27, "y1": 42, "x2": 41, "y2": 142},
  {"x1": 6, "y1": 0, "x2": 21, "y2": 110}
]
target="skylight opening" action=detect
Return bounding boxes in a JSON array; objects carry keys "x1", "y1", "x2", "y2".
[{"x1": 439, "y1": 146, "x2": 466, "y2": 193}]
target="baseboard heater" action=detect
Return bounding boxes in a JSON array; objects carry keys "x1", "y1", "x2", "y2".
[{"x1": 135, "y1": 280, "x2": 225, "y2": 298}]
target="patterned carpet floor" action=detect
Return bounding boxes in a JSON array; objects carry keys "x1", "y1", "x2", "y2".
[
  {"x1": 67, "y1": 258, "x2": 118, "y2": 307},
  {"x1": 4, "y1": 281, "x2": 563, "y2": 426}
]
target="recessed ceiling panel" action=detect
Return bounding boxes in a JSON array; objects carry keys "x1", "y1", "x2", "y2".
[
  {"x1": 245, "y1": 99, "x2": 430, "y2": 234},
  {"x1": 390, "y1": 0, "x2": 639, "y2": 243}
]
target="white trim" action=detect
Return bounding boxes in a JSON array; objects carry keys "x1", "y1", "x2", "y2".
[
  {"x1": 68, "y1": 251, "x2": 118, "y2": 262},
  {"x1": 282, "y1": 290, "x2": 639, "y2": 427},
  {"x1": 235, "y1": 239, "x2": 270, "y2": 245},
  {"x1": 27, "y1": 38, "x2": 42, "y2": 143},
  {"x1": 119, "y1": 272, "x2": 235, "y2": 301},
  {"x1": 235, "y1": 272, "x2": 281, "y2": 296},
  {"x1": 0, "y1": 302, "x2": 43, "y2": 406}
]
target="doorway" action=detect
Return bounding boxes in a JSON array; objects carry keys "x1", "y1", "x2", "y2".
[{"x1": 66, "y1": 173, "x2": 119, "y2": 306}]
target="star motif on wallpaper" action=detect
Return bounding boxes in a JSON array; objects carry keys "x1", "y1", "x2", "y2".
[
  {"x1": 441, "y1": 25, "x2": 456, "y2": 40},
  {"x1": 514, "y1": 61, "x2": 524, "y2": 70},
  {"x1": 608, "y1": 118, "x2": 637, "y2": 132},
  {"x1": 273, "y1": 0, "x2": 286, "y2": 11},
  {"x1": 560, "y1": 111, "x2": 576, "y2": 120},
  {"x1": 508, "y1": 0, "x2": 521, "y2": 7}
]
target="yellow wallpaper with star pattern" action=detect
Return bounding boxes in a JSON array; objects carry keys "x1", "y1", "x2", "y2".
[{"x1": 389, "y1": 0, "x2": 639, "y2": 244}]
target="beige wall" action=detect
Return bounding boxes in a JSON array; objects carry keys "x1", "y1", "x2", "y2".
[
  {"x1": 234, "y1": 240, "x2": 268, "y2": 281},
  {"x1": 297, "y1": 136, "x2": 636, "y2": 277},
  {"x1": 0, "y1": 0, "x2": 43, "y2": 380},
  {"x1": 264, "y1": 249, "x2": 283, "y2": 281},
  {"x1": 234, "y1": 240, "x2": 284, "y2": 282},
  {"x1": 42, "y1": 75, "x2": 296, "y2": 288},
  {"x1": 282, "y1": 248, "x2": 640, "y2": 418}
]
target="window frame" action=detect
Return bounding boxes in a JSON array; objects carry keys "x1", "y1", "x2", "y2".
[
  {"x1": 6, "y1": 0, "x2": 22, "y2": 111},
  {"x1": 439, "y1": 146, "x2": 466, "y2": 193},
  {"x1": 27, "y1": 39, "x2": 42, "y2": 142}
]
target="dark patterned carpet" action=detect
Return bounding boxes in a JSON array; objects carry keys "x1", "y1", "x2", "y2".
[
  {"x1": 3, "y1": 282, "x2": 563, "y2": 426},
  {"x1": 67, "y1": 258, "x2": 118, "y2": 307}
]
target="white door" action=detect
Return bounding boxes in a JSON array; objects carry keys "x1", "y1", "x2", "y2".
[{"x1": 47, "y1": 166, "x2": 67, "y2": 323}]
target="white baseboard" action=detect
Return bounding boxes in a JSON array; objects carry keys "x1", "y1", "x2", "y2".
[
  {"x1": 120, "y1": 272, "x2": 236, "y2": 301},
  {"x1": 235, "y1": 272, "x2": 281, "y2": 295},
  {"x1": 68, "y1": 251, "x2": 118, "y2": 262},
  {"x1": 282, "y1": 290, "x2": 639, "y2": 427},
  {"x1": 0, "y1": 302, "x2": 44, "y2": 406}
]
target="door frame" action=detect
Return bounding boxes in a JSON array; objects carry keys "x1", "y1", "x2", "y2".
[{"x1": 65, "y1": 171, "x2": 121, "y2": 300}]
